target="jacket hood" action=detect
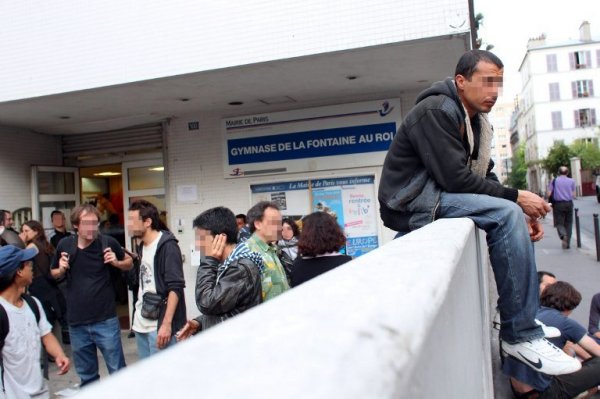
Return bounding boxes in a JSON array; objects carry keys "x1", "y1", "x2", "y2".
[
  {"x1": 415, "y1": 78, "x2": 463, "y2": 113},
  {"x1": 157, "y1": 230, "x2": 178, "y2": 249}
]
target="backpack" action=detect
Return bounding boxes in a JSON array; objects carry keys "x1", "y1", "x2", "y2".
[
  {"x1": 0, "y1": 294, "x2": 42, "y2": 391},
  {"x1": 60, "y1": 234, "x2": 110, "y2": 286}
]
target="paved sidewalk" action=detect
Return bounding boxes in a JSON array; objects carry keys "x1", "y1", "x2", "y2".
[{"x1": 535, "y1": 213, "x2": 600, "y2": 328}]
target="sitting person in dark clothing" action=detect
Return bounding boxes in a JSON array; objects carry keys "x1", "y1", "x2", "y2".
[
  {"x1": 291, "y1": 212, "x2": 352, "y2": 287},
  {"x1": 176, "y1": 207, "x2": 263, "y2": 339}
]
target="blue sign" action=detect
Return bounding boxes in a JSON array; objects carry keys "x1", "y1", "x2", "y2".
[
  {"x1": 346, "y1": 236, "x2": 379, "y2": 257},
  {"x1": 228, "y1": 123, "x2": 395, "y2": 165},
  {"x1": 250, "y1": 175, "x2": 375, "y2": 194}
]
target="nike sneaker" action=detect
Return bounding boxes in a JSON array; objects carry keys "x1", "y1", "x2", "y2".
[
  {"x1": 502, "y1": 338, "x2": 581, "y2": 375},
  {"x1": 535, "y1": 319, "x2": 561, "y2": 338}
]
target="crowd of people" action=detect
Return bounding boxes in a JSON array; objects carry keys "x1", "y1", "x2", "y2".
[
  {"x1": 0, "y1": 200, "x2": 352, "y2": 397},
  {"x1": 2, "y1": 48, "x2": 600, "y2": 398}
]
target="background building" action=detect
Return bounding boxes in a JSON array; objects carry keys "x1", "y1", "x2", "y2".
[
  {"x1": 0, "y1": 0, "x2": 474, "y2": 319},
  {"x1": 488, "y1": 102, "x2": 514, "y2": 184},
  {"x1": 516, "y1": 21, "x2": 600, "y2": 193}
]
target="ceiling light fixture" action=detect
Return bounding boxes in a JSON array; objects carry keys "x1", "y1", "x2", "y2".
[
  {"x1": 148, "y1": 166, "x2": 164, "y2": 172},
  {"x1": 93, "y1": 172, "x2": 121, "y2": 177}
]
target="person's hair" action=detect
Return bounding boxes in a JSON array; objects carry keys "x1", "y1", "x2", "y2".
[
  {"x1": 558, "y1": 166, "x2": 569, "y2": 176},
  {"x1": 298, "y1": 212, "x2": 346, "y2": 257},
  {"x1": 537, "y1": 271, "x2": 556, "y2": 285},
  {"x1": 23, "y1": 220, "x2": 54, "y2": 257},
  {"x1": 540, "y1": 281, "x2": 581, "y2": 311},
  {"x1": 455, "y1": 50, "x2": 504, "y2": 80},
  {"x1": 193, "y1": 207, "x2": 238, "y2": 244},
  {"x1": 246, "y1": 201, "x2": 280, "y2": 233},
  {"x1": 282, "y1": 218, "x2": 300, "y2": 237},
  {"x1": 70, "y1": 204, "x2": 101, "y2": 227},
  {"x1": 236, "y1": 214, "x2": 247, "y2": 223},
  {"x1": 50, "y1": 210, "x2": 64, "y2": 219},
  {"x1": 128, "y1": 200, "x2": 161, "y2": 231}
]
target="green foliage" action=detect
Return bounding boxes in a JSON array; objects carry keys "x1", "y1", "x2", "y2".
[
  {"x1": 541, "y1": 140, "x2": 600, "y2": 174},
  {"x1": 542, "y1": 143, "x2": 573, "y2": 175},
  {"x1": 507, "y1": 144, "x2": 527, "y2": 189},
  {"x1": 570, "y1": 140, "x2": 600, "y2": 171}
]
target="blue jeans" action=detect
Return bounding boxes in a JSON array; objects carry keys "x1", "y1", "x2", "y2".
[
  {"x1": 135, "y1": 330, "x2": 176, "y2": 360},
  {"x1": 69, "y1": 317, "x2": 126, "y2": 386},
  {"x1": 437, "y1": 192, "x2": 544, "y2": 344}
]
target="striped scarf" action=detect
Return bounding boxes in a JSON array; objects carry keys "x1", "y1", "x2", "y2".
[{"x1": 216, "y1": 242, "x2": 265, "y2": 284}]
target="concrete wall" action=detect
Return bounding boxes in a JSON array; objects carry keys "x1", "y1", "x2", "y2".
[
  {"x1": 77, "y1": 218, "x2": 496, "y2": 399},
  {"x1": 0, "y1": 0, "x2": 469, "y2": 102},
  {"x1": 0, "y1": 125, "x2": 62, "y2": 212}
]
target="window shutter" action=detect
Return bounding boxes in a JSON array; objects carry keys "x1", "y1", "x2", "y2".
[
  {"x1": 586, "y1": 51, "x2": 592, "y2": 68},
  {"x1": 589, "y1": 80, "x2": 594, "y2": 96},
  {"x1": 574, "y1": 110, "x2": 580, "y2": 127},
  {"x1": 569, "y1": 52, "x2": 576, "y2": 69},
  {"x1": 597, "y1": 50, "x2": 600, "y2": 68},
  {"x1": 592, "y1": 109, "x2": 597, "y2": 126},
  {"x1": 572, "y1": 81, "x2": 578, "y2": 98}
]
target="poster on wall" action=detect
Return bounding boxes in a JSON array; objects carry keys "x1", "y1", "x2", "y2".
[
  {"x1": 223, "y1": 99, "x2": 400, "y2": 178},
  {"x1": 250, "y1": 175, "x2": 378, "y2": 257}
]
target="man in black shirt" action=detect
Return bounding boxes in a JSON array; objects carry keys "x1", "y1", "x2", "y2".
[
  {"x1": 50, "y1": 210, "x2": 72, "y2": 248},
  {"x1": 51, "y1": 204, "x2": 132, "y2": 387}
]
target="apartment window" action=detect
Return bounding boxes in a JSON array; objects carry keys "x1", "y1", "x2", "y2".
[
  {"x1": 571, "y1": 80, "x2": 594, "y2": 98},
  {"x1": 574, "y1": 108, "x2": 597, "y2": 127},
  {"x1": 597, "y1": 50, "x2": 600, "y2": 67},
  {"x1": 551, "y1": 111, "x2": 563, "y2": 130},
  {"x1": 549, "y1": 82, "x2": 560, "y2": 101},
  {"x1": 546, "y1": 54, "x2": 557, "y2": 72},
  {"x1": 570, "y1": 51, "x2": 592, "y2": 69}
]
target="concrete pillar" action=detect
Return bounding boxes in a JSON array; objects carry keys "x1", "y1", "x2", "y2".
[{"x1": 570, "y1": 157, "x2": 582, "y2": 197}]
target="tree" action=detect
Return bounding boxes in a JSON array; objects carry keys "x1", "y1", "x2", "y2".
[
  {"x1": 542, "y1": 142, "x2": 573, "y2": 176},
  {"x1": 570, "y1": 140, "x2": 600, "y2": 171},
  {"x1": 507, "y1": 144, "x2": 527, "y2": 189}
]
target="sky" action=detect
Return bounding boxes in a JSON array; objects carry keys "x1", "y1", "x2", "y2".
[{"x1": 473, "y1": 0, "x2": 600, "y2": 102}]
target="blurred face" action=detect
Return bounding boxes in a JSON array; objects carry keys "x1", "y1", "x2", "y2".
[
  {"x1": 195, "y1": 228, "x2": 214, "y2": 256},
  {"x1": 127, "y1": 210, "x2": 147, "y2": 238},
  {"x1": 281, "y1": 222, "x2": 294, "y2": 240},
  {"x1": 456, "y1": 61, "x2": 503, "y2": 118},
  {"x1": 17, "y1": 261, "x2": 34, "y2": 286},
  {"x1": 52, "y1": 213, "x2": 65, "y2": 229},
  {"x1": 236, "y1": 217, "x2": 245, "y2": 231},
  {"x1": 4, "y1": 212, "x2": 13, "y2": 228},
  {"x1": 20, "y1": 225, "x2": 38, "y2": 243},
  {"x1": 75, "y1": 211, "x2": 99, "y2": 242},
  {"x1": 254, "y1": 207, "x2": 282, "y2": 243}
]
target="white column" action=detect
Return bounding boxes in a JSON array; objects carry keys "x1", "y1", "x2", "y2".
[{"x1": 570, "y1": 157, "x2": 582, "y2": 197}]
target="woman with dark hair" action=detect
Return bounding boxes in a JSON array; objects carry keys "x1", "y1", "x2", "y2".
[
  {"x1": 20, "y1": 220, "x2": 70, "y2": 344},
  {"x1": 291, "y1": 212, "x2": 352, "y2": 287},
  {"x1": 276, "y1": 218, "x2": 299, "y2": 281}
]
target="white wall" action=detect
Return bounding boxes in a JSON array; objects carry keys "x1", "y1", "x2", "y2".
[
  {"x1": 0, "y1": 0, "x2": 469, "y2": 102},
  {"x1": 0, "y1": 125, "x2": 62, "y2": 212},
  {"x1": 78, "y1": 218, "x2": 494, "y2": 399}
]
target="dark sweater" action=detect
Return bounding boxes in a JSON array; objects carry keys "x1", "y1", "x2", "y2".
[{"x1": 291, "y1": 255, "x2": 352, "y2": 287}]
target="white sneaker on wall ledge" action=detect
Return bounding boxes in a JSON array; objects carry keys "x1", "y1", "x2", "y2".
[
  {"x1": 535, "y1": 319, "x2": 561, "y2": 338},
  {"x1": 502, "y1": 338, "x2": 581, "y2": 376}
]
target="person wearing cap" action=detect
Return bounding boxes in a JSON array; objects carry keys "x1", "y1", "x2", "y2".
[{"x1": 0, "y1": 245, "x2": 70, "y2": 398}]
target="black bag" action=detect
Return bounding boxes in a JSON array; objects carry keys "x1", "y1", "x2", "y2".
[
  {"x1": 140, "y1": 292, "x2": 165, "y2": 321},
  {"x1": 548, "y1": 179, "x2": 556, "y2": 204}
]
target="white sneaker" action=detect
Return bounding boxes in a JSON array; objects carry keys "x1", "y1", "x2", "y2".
[
  {"x1": 502, "y1": 338, "x2": 581, "y2": 375},
  {"x1": 535, "y1": 319, "x2": 561, "y2": 338}
]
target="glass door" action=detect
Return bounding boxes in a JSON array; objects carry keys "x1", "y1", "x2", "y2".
[
  {"x1": 31, "y1": 166, "x2": 80, "y2": 234},
  {"x1": 122, "y1": 159, "x2": 166, "y2": 250}
]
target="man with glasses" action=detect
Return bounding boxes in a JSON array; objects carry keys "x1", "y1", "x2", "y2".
[{"x1": 50, "y1": 204, "x2": 132, "y2": 387}]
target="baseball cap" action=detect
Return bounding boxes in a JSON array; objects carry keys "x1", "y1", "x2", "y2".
[{"x1": 0, "y1": 245, "x2": 38, "y2": 277}]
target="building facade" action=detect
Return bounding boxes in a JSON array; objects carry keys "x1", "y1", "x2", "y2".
[
  {"x1": 0, "y1": 0, "x2": 474, "y2": 318},
  {"x1": 516, "y1": 21, "x2": 600, "y2": 193}
]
